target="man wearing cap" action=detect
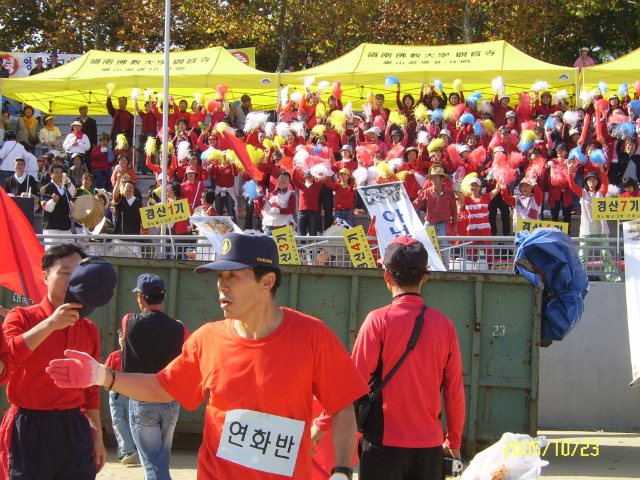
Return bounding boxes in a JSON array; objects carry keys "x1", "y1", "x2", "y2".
[
  {"x1": 413, "y1": 164, "x2": 458, "y2": 245},
  {"x1": 121, "y1": 274, "x2": 189, "y2": 479},
  {"x1": 234, "y1": 94, "x2": 253, "y2": 131},
  {"x1": 76, "y1": 105, "x2": 98, "y2": 154},
  {"x1": 47, "y1": 51, "x2": 62, "y2": 70},
  {"x1": 63, "y1": 119, "x2": 91, "y2": 165},
  {"x1": 29, "y1": 57, "x2": 47, "y2": 75},
  {"x1": 302, "y1": 52, "x2": 318, "y2": 70},
  {"x1": 352, "y1": 237, "x2": 465, "y2": 480},
  {"x1": 48, "y1": 232, "x2": 369, "y2": 480},
  {"x1": 1, "y1": 244, "x2": 106, "y2": 479},
  {"x1": 574, "y1": 47, "x2": 596, "y2": 69}
]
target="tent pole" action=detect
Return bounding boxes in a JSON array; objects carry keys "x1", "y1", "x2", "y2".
[{"x1": 160, "y1": 0, "x2": 171, "y2": 250}]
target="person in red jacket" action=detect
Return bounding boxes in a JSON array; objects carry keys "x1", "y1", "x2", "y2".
[
  {"x1": 325, "y1": 168, "x2": 356, "y2": 227},
  {"x1": 90, "y1": 133, "x2": 115, "y2": 189},
  {"x1": 292, "y1": 169, "x2": 325, "y2": 236},
  {"x1": 209, "y1": 155, "x2": 239, "y2": 222},
  {"x1": 622, "y1": 177, "x2": 640, "y2": 197},
  {"x1": 181, "y1": 165, "x2": 204, "y2": 212},
  {"x1": 491, "y1": 93, "x2": 515, "y2": 128}
]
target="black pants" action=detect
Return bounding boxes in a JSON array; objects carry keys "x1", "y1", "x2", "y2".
[
  {"x1": 297, "y1": 210, "x2": 319, "y2": 236},
  {"x1": 318, "y1": 184, "x2": 334, "y2": 231},
  {"x1": 10, "y1": 407, "x2": 96, "y2": 480},
  {"x1": 488, "y1": 192, "x2": 511, "y2": 236},
  {"x1": 551, "y1": 203, "x2": 572, "y2": 236},
  {"x1": 359, "y1": 437, "x2": 444, "y2": 480}
]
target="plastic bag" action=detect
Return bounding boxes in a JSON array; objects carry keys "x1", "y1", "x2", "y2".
[{"x1": 461, "y1": 432, "x2": 549, "y2": 480}]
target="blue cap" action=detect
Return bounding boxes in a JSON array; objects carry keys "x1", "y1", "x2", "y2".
[
  {"x1": 195, "y1": 233, "x2": 279, "y2": 273},
  {"x1": 64, "y1": 257, "x2": 117, "y2": 318},
  {"x1": 132, "y1": 273, "x2": 165, "y2": 295}
]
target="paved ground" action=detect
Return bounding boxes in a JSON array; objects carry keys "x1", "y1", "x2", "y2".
[{"x1": 98, "y1": 430, "x2": 640, "y2": 479}]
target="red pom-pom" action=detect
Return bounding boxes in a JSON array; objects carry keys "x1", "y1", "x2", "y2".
[
  {"x1": 216, "y1": 84, "x2": 229, "y2": 100},
  {"x1": 520, "y1": 120, "x2": 534, "y2": 131},
  {"x1": 526, "y1": 157, "x2": 546, "y2": 180},
  {"x1": 609, "y1": 113, "x2": 628, "y2": 125},
  {"x1": 279, "y1": 156, "x2": 293, "y2": 173},
  {"x1": 550, "y1": 163, "x2": 569, "y2": 188},
  {"x1": 634, "y1": 81, "x2": 640, "y2": 94},
  {"x1": 386, "y1": 143, "x2": 405, "y2": 161},
  {"x1": 595, "y1": 99, "x2": 609, "y2": 113},
  {"x1": 447, "y1": 144, "x2": 462, "y2": 168},
  {"x1": 356, "y1": 144, "x2": 378, "y2": 168},
  {"x1": 374, "y1": 115, "x2": 386, "y2": 132},
  {"x1": 468, "y1": 146, "x2": 487, "y2": 169},
  {"x1": 508, "y1": 152, "x2": 525, "y2": 169},
  {"x1": 451, "y1": 104, "x2": 466, "y2": 121},
  {"x1": 488, "y1": 132, "x2": 501, "y2": 150},
  {"x1": 332, "y1": 81, "x2": 342, "y2": 101},
  {"x1": 208, "y1": 99, "x2": 221, "y2": 112}
]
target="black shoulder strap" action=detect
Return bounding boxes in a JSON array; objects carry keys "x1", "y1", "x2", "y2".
[{"x1": 369, "y1": 304, "x2": 426, "y2": 401}]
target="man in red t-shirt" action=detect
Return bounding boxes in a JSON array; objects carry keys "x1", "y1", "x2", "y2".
[{"x1": 48, "y1": 233, "x2": 369, "y2": 480}]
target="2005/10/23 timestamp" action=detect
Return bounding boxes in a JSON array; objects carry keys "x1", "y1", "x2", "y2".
[{"x1": 503, "y1": 440, "x2": 600, "y2": 457}]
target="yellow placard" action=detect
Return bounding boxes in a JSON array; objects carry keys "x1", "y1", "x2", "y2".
[
  {"x1": 342, "y1": 226, "x2": 376, "y2": 268},
  {"x1": 425, "y1": 226, "x2": 442, "y2": 260},
  {"x1": 140, "y1": 198, "x2": 191, "y2": 228},
  {"x1": 272, "y1": 225, "x2": 300, "y2": 265},
  {"x1": 593, "y1": 197, "x2": 640, "y2": 221},
  {"x1": 516, "y1": 219, "x2": 569, "y2": 233}
]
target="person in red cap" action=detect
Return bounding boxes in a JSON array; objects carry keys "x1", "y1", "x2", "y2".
[
  {"x1": 181, "y1": 164, "x2": 204, "y2": 212},
  {"x1": 352, "y1": 237, "x2": 464, "y2": 480}
]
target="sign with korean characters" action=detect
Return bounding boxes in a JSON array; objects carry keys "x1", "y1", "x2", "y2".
[
  {"x1": 516, "y1": 219, "x2": 569, "y2": 234},
  {"x1": 425, "y1": 226, "x2": 442, "y2": 260},
  {"x1": 592, "y1": 197, "x2": 640, "y2": 221},
  {"x1": 342, "y1": 226, "x2": 376, "y2": 268},
  {"x1": 272, "y1": 226, "x2": 300, "y2": 265},
  {"x1": 217, "y1": 409, "x2": 304, "y2": 477},
  {"x1": 140, "y1": 198, "x2": 190, "y2": 228}
]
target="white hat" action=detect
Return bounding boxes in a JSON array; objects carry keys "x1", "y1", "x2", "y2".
[
  {"x1": 499, "y1": 94, "x2": 510, "y2": 101},
  {"x1": 569, "y1": 128, "x2": 580, "y2": 136},
  {"x1": 340, "y1": 145, "x2": 353, "y2": 153},
  {"x1": 493, "y1": 146, "x2": 505, "y2": 152},
  {"x1": 580, "y1": 47, "x2": 590, "y2": 52},
  {"x1": 365, "y1": 127, "x2": 382, "y2": 136},
  {"x1": 71, "y1": 120, "x2": 83, "y2": 127},
  {"x1": 439, "y1": 129, "x2": 451, "y2": 138},
  {"x1": 469, "y1": 178, "x2": 482, "y2": 186},
  {"x1": 458, "y1": 145, "x2": 471, "y2": 153}
]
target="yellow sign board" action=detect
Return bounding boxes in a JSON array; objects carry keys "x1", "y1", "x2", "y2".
[
  {"x1": 516, "y1": 219, "x2": 569, "y2": 234},
  {"x1": 593, "y1": 197, "x2": 640, "y2": 221},
  {"x1": 140, "y1": 198, "x2": 191, "y2": 228},
  {"x1": 425, "y1": 226, "x2": 442, "y2": 260},
  {"x1": 272, "y1": 226, "x2": 300, "y2": 265},
  {"x1": 342, "y1": 226, "x2": 376, "y2": 268}
]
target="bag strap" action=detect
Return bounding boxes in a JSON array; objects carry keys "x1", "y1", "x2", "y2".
[{"x1": 368, "y1": 304, "x2": 426, "y2": 401}]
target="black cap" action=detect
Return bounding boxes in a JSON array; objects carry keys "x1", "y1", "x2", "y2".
[
  {"x1": 195, "y1": 233, "x2": 279, "y2": 272},
  {"x1": 556, "y1": 143, "x2": 568, "y2": 151},
  {"x1": 383, "y1": 237, "x2": 429, "y2": 274},
  {"x1": 585, "y1": 171, "x2": 600, "y2": 180},
  {"x1": 64, "y1": 257, "x2": 117, "y2": 318},
  {"x1": 132, "y1": 273, "x2": 165, "y2": 295}
]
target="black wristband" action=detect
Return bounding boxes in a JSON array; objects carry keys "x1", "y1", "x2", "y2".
[
  {"x1": 331, "y1": 467, "x2": 353, "y2": 479},
  {"x1": 106, "y1": 366, "x2": 116, "y2": 391}
]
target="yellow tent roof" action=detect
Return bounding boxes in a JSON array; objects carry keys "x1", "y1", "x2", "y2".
[
  {"x1": 0, "y1": 47, "x2": 279, "y2": 114},
  {"x1": 281, "y1": 41, "x2": 577, "y2": 107},
  {"x1": 580, "y1": 50, "x2": 640, "y2": 94}
]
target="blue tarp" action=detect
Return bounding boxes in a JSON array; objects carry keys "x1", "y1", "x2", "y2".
[{"x1": 514, "y1": 228, "x2": 589, "y2": 340}]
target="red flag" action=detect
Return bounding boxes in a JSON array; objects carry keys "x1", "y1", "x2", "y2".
[
  {"x1": 221, "y1": 131, "x2": 265, "y2": 182},
  {"x1": 0, "y1": 189, "x2": 46, "y2": 303}
]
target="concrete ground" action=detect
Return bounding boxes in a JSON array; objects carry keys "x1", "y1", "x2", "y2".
[{"x1": 98, "y1": 430, "x2": 640, "y2": 479}]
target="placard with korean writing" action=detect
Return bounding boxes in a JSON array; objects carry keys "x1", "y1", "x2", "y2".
[
  {"x1": 272, "y1": 226, "x2": 300, "y2": 265},
  {"x1": 217, "y1": 409, "x2": 304, "y2": 477},
  {"x1": 592, "y1": 197, "x2": 640, "y2": 221},
  {"x1": 425, "y1": 226, "x2": 442, "y2": 260},
  {"x1": 516, "y1": 219, "x2": 569, "y2": 234},
  {"x1": 140, "y1": 198, "x2": 190, "y2": 228},
  {"x1": 342, "y1": 226, "x2": 376, "y2": 268}
]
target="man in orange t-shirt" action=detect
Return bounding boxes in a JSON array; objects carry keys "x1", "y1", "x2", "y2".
[{"x1": 48, "y1": 233, "x2": 368, "y2": 480}]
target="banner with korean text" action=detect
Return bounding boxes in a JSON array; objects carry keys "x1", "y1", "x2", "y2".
[{"x1": 357, "y1": 182, "x2": 446, "y2": 271}]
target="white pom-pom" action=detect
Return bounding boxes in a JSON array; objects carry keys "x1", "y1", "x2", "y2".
[
  {"x1": 562, "y1": 110, "x2": 578, "y2": 127},
  {"x1": 388, "y1": 158, "x2": 405, "y2": 173},
  {"x1": 264, "y1": 122, "x2": 276, "y2": 139},
  {"x1": 352, "y1": 166, "x2": 368, "y2": 186},
  {"x1": 131, "y1": 88, "x2": 140, "y2": 103},
  {"x1": 343, "y1": 101, "x2": 353, "y2": 118},
  {"x1": 290, "y1": 91, "x2": 304, "y2": 105},
  {"x1": 303, "y1": 76, "x2": 316, "y2": 90},
  {"x1": 579, "y1": 89, "x2": 598, "y2": 106},
  {"x1": 554, "y1": 89, "x2": 568, "y2": 104},
  {"x1": 310, "y1": 163, "x2": 334, "y2": 179},
  {"x1": 317, "y1": 80, "x2": 330, "y2": 94},
  {"x1": 607, "y1": 184, "x2": 621, "y2": 198},
  {"x1": 417, "y1": 131, "x2": 429, "y2": 145},
  {"x1": 362, "y1": 103, "x2": 373, "y2": 121},
  {"x1": 177, "y1": 141, "x2": 191, "y2": 161},
  {"x1": 144, "y1": 89, "x2": 155, "y2": 102},
  {"x1": 491, "y1": 76, "x2": 505, "y2": 94},
  {"x1": 290, "y1": 121, "x2": 306, "y2": 138},
  {"x1": 280, "y1": 86, "x2": 289, "y2": 105},
  {"x1": 276, "y1": 122, "x2": 290, "y2": 139},
  {"x1": 480, "y1": 100, "x2": 493, "y2": 114},
  {"x1": 531, "y1": 80, "x2": 549, "y2": 93},
  {"x1": 293, "y1": 148, "x2": 310, "y2": 167},
  {"x1": 244, "y1": 111, "x2": 269, "y2": 133}
]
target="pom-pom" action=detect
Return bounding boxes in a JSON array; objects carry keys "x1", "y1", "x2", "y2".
[
  {"x1": 264, "y1": 122, "x2": 276, "y2": 139},
  {"x1": 466, "y1": 91, "x2": 483, "y2": 107},
  {"x1": 373, "y1": 115, "x2": 386, "y2": 132},
  {"x1": 569, "y1": 147, "x2": 587, "y2": 164},
  {"x1": 263, "y1": 138, "x2": 275, "y2": 150},
  {"x1": 225, "y1": 149, "x2": 243, "y2": 172},
  {"x1": 479, "y1": 100, "x2": 493, "y2": 115},
  {"x1": 352, "y1": 166, "x2": 369, "y2": 186},
  {"x1": 544, "y1": 116, "x2": 557, "y2": 130},
  {"x1": 613, "y1": 122, "x2": 636, "y2": 140},
  {"x1": 311, "y1": 124, "x2": 326, "y2": 137},
  {"x1": 553, "y1": 89, "x2": 568, "y2": 104},
  {"x1": 396, "y1": 170, "x2": 412, "y2": 182},
  {"x1": 203, "y1": 148, "x2": 223, "y2": 163},
  {"x1": 115, "y1": 133, "x2": 128, "y2": 150},
  {"x1": 131, "y1": 88, "x2": 140, "y2": 103},
  {"x1": 447, "y1": 144, "x2": 462, "y2": 168},
  {"x1": 362, "y1": 103, "x2": 373, "y2": 122},
  {"x1": 531, "y1": 80, "x2": 549, "y2": 93},
  {"x1": 243, "y1": 180, "x2": 259, "y2": 200},
  {"x1": 388, "y1": 157, "x2": 405, "y2": 173},
  {"x1": 634, "y1": 81, "x2": 640, "y2": 95},
  {"x1": 343, "y1": 101, "x2": 353, "y2": 118},
  {"x1": 562, "y1": 110, "x2": 578, "y2": 127},
  {"x1": 386, "y1": 144, "x2": 405, "y2": 162},
  {"x1": 385, "y1": 76, "x2": 400, "y2": 89},
  {"x1": 492, "y1": 152, "x2": 516, "y2": 186},
  {"x1": 461, "y1": 172, "x2": 479, "y2": 196},
  {"x1": 355, "y1": 144, "x2": 378, "y2": 168},
  {"x1": 579, "y1": 89, "x2": 598, "y2": 106},
  {"x1": 106, "y1": 83, "x2": 116, "y2": 97},
  {"x1": 293, "y1": 148, "x2": 310, "y2": 168},
  {"x1": 492, "y1": 76, "x2": 505, "y2": 94},
  {"x1": 414, "y1": 104, "x2": 429, "y2": 123},
  {"x1": 526, "y1": 157, "x2": 546, "y2": 180},
  {"x1": 442, "y1": 106, "x2": 454, "y2": 121},
  {"x1": 430, "y1": 108, "x2": 443, "y2": 125},
  {"x1": 177, "y1": 141, "x2": 191, "y2": 161},
  {"x1": 453, "y1": 79, "x2": 464, "y2": 92},
  {"x1": 246, "y1": 145, "x2": 265, "y2": 165},
  {"x1": 519, "y1": 91, "x2": 532, "y2": 105},
  {"x1": 366, "y1": 91, "x2": 375, "y2": 104},
  {"x1": 244, "y1": 111, "x2": 269, "y2": 133},
  {"x1": 279, "y1": 86, "x2": 289, "y2": 105},
  {"x1": 468, "y1": 147, "x2": 487, "y2": 169},
  {"x1": 290, "y1": 91, "x2": 303, "y2": 105},
  {"x1": 276, "y1": 122, "x2": 290, "y2": 140},
  {"x1": 273, "y1": 136, "x2": 286, "y2": 147},
  {"x1": 589, "y1": 149, "x2": 607, "y2": 166},
  {"x1": 315, "y1": 103, "x2": 326, "y2": 120},
  {"x1": 433, "y1": 79, "x2": 443, "y2": 92},
  {"x1": 215, "y1": 84, "x2": 228, "y2": 100},
  {"x1": 427, "y1": 138, "x2": 444, "y2": 153},
  {"x1": 279, "y1": 156, "x2": 294, "y2": 173},
  {"x1": 290, "y1": 121, "x2": 306, "y2": 138},
  {"x1": 459, "y1": 113, "x2": 475, "y2": 125},
  {"x1": 482, "y1": 119, "x2": 495, "y2": 135},
  {"x1": 144, "y1": 136, "x2": 157, "y2": 156},
  {"x1": 451, "y1": 104, "x2": 466, "y2": 121},
  {"x1": 303, "y1": 76, "x2": 316, "y2": 90},
  {"x1": 317, "y1": 80, "x2": 330, "y2": 95},
  {"x1": 208, "y1": 99, "x2": 221, "y2": 112},
  {"x1": 518, "y1": 129, "x2": 536, "y2": 153},
  {"x1": 550, "y1": 163, "x2": 569, "y2": 188},
  {"x1": 215, "y1": 122, "x2": 234, "y2": 135},
  {"x1": 488, "y1": 132, "x2": 502, "y2": 151},
  {"x1": 332, "y1": 81, "x2": 342, "y2": 100},
  {"x1": 417, "y1": 130, "x2": 429, "y2": 146},
  {"x1": 374, "y1": 161, "x2": 393, "y2": 179},
  {"x1": 521, "y1": 120, "x2": 535, "y2": 131},
  {"x1": 310, "y1": 162, "x2": 333, "y2": 180},
  {"x1": 628, "y1": 100, "x2": 640, "y2": 119},
  {"x1": 328, "y1": 110, "x2": 347, "y2": 134},
  {"x1": 156, "y1": 93, "x2": 164, "y2": 106},
  {"x1": 607, "y1": 184, "x2": 621, "y2": 198},
  {"x1": 388, "y1": 111, "x2": 408, "y2": 129},
  {"x1": 194, "y1": 92, "x2": 204, "y2": 105},
  {"x1": 144, "y1": 89, "x2": 155, "y2": 102},
  {"x1": 598, "y1": 81, "x2": 607, "y2": 95},
  {"x1": 508, "y1": 152, "x2": 525, "y2": 169},
  {"x1": 609, "y1": 113, "x2": 628, "y2": 125},
  {"x1": 619, "y1": 83, "x2": 629, "y2": 97},
  {"x1": 473, "y1": 121, "x2": 486, "y2": 137}
]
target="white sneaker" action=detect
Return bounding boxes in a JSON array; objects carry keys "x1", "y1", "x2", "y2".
[{"x1": 121, "y1": 451, "x2": 139, "y2": 465}]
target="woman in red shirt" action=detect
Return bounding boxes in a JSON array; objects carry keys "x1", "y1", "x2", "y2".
[{"x1": 325, "y1": 168, "x2": 356, "y2": 227}]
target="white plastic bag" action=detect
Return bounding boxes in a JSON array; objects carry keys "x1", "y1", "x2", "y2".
[{"x1": 460, "y1": 432, "x2": 549, "y2": 480}]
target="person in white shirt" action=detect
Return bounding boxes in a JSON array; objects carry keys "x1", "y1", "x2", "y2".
[
  {"x1": 38, "y1": 115, "x2": 62, "y2": 152},
  {"x1": 0, "y1": 130, "x2": 38, "y2": 185},
  {"x1": 62, "y1": 120, "x2": 91, "y2": 164}
]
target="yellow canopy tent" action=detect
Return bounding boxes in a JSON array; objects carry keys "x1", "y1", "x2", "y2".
[
  {"x1": 580, "y1": 50, "x2": 640, "y2": 98},
  {"x1": 281, "y1": 41, "x2": 577, "y2": 108},
  {"x1": 0, "y1": 47, "x2": 278, "y2": 115}
]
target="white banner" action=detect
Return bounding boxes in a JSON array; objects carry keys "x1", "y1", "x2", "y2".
[
  {"x1": 358, "y1": 182, "x2": 446, "y2": 271},
  {"x1": 1, "y1": 52, "x2": 83, "y2": 78},
  {"x1": 189, "y1": 215, "x2": 242, "y2": 253},
  {"x1": 623, "y1": 220, "x2": 640, "y2": 386}
]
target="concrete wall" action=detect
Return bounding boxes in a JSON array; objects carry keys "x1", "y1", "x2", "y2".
[{"x1": 538, "y1": 281, "x2": 640, "y2": 430}]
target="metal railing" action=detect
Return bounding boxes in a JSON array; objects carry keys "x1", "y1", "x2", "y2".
[{"x1": 36, "y1": 233, "x2": 624, "y2": 280}]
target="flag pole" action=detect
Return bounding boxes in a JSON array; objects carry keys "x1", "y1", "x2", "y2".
[
  {"x1": 160, "y1": 0, "x2": 171, "y2": 255},
  {"x1": 18, "y1": 272, "x2": 33, "y2": 307}
]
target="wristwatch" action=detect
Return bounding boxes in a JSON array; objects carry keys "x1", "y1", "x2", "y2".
[{"x1": 330, "y1": 467, "x2": 353, "y2": 479}]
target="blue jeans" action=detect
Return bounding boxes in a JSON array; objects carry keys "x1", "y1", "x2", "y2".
[
  {"x1": 109, "y1": 390, "x2": 136, "y2": 458},
  {"x1": 93, "y1": 169, "x2": 112, "y2": 190},
  {"x1": 425, "y1": 220, "x2": 449, "y2": 251},
  {"x1": 215, "y1": 192, "x2": 236, "y2": 220},
  {"x1": 129, "y1": 399, "x2": 180, "y2": 480},
  {"x1": 334, "y1": 209, "x2": 355, "y2": 228}
]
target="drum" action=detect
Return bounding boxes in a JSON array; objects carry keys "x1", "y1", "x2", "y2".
[{"x1": 70, "y1": 195, "x2": 104, "y2": 229}]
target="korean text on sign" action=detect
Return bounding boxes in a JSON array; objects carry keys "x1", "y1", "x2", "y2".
[
  {"x1": 592, "y1": 197, "x2": 640, "y2": 221},
  {"x1": 140, "y1": 198, "x2": 191, "y2": 228},
  {"x1": 217, "y1": 409, "x2": 304, "y2": 477},
  {"x1": 272, "y1": 226, "x2": 300, "y2": 265},
  {"x1": 516, "y1": 219, "x2": 569, "y2": 234},
  {"x1": 424, "y1": 226, "x2": 442, "y2": 260},
  {"x1": 342, "y1": 226, "x2": 376, "y2": 268}
]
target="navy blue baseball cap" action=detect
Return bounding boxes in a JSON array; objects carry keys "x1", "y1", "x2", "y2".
[
  {"x1": 64, "y1": 257, "x2": 117, "y2": 318},
  {"x1": 384, "y1": 237, "x2": 429, "y2": 274},
  {"x1": 195, "y1": 233, "x2": 279, "y2": 272},
  {"x1": 132, "y1": 273, "x2": 165, "y2": 295}
]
